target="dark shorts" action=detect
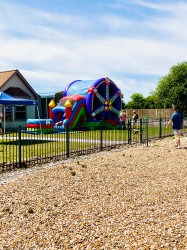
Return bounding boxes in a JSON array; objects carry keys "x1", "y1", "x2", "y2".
[{"x1": 0, "y1": 123, "x2": 2, "y2": 129}]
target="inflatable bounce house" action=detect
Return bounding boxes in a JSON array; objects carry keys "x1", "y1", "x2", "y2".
[{"x1": 27, "y1": 77, "x2": 123, "y2": 133}]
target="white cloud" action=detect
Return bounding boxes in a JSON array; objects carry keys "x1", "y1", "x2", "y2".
[{"x1": 0, "y1": 0, "x2": 187, "y2": 102}]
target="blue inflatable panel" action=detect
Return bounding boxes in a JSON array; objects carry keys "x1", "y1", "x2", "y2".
[
  {"x1": 27, "y1": 119, "x2": 54, "y2": 125},
  {"x1": 52, "y1": 106, "x2": 65, "y2": 113}
]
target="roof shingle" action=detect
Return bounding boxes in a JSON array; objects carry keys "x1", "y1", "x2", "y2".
[{"x1": 0, "y1": 70, "x2": 17, "y2": 87}]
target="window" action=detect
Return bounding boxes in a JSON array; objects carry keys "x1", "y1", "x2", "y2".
[
  {"x1": 15, "y1": 106, "x2": 26, "y2": 121},
  {"x1": 6, "y1": 112, "x2": 12, "y2": 121},
  {"x1": 6, "y1": 106, "x2": 12, "y2": 121}
]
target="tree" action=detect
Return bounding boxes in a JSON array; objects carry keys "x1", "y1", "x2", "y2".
[
  {"x1": 121, "y1": 99, "x2": 127, "y2": 109},
  {"x1": 144, "y1": 95, "x2": 160, "y2": 109},
  {"x1": 127, "y1": 93, "x2": 144, "y2": 109},
  {"x1": 153, "y1": 61, "x2": 187, "y2": 112}
]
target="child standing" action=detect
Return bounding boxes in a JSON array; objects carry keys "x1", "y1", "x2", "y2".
[{"x1": 119, "y1": 110, "x2": 127, "y2": 130}]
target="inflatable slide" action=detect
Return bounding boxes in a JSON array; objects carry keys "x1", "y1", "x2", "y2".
[{"x1": 53, "y1": 95, "x2": 86, "y2": 130}]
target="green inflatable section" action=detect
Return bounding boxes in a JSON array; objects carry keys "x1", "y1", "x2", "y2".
[{"x1": 69, "y1": 106, "x2": 86, "y2": 130}]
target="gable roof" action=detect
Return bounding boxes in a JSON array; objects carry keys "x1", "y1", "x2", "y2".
[
  {"x1": 0, "y1": 70, "x2": 16, "y2": 86},
  {"x1": 0, "y1": 70, "x2": 39, "y2": 99},
  {"x1": 5, "y1": 87, "x2": 31, "y2": 98}
]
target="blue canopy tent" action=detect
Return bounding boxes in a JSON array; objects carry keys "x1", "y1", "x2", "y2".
[
  {"x1": 0, "y1": 92, "x2": 39, "y2": 132},
  {"x1": 0, "y1": 92, "x2": 38, "y2": 105}
]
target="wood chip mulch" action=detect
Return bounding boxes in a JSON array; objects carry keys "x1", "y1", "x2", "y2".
[{"x1": 0, "y1": 137, "x2": 187, "y2": 249}]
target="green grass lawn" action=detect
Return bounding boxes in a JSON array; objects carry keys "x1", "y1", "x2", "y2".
[{"x1": 0, "y1": 123, "x2": 177, "y2": 165}]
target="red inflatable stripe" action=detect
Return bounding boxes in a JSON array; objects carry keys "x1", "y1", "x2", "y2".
[{"x1": 26, "y1": 124, "x2": 54, "y2": 129}]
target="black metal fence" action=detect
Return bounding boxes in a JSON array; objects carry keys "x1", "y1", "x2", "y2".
[{"x1": 0, "y1": 118, "x2": 185, "y2": 173}]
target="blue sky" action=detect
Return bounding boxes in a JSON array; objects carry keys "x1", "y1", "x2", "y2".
[{"x1": 0, "y1": 0, "x2": 187, "y2": 102}]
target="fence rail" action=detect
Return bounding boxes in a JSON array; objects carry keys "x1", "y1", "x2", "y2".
[{"x1": 0, "y1": 118, "x2": 185, "y2": 173}]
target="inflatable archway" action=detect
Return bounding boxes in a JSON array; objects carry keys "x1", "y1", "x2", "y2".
[{"x1": 63, "y1": 77, "x2": 122, "y2": 123}]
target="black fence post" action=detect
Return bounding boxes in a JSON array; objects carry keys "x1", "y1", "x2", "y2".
[
  {"x1": 140, "y1": 119, "x2": 143, "y2": 143},
  {"x1": 159, "y1": 117, "x2": 162, "y2": 138},
  {"x1": 128, "y1": 119, "x2": 131, "y2": 144},
  {"x1": 18, "y1": 125, "x2": 22, "y2": 167},
  {"x1": 146, "y1": 118, "x2": 149, "y2": 147},
  {"x1": 66, "y1": 125, "x2": 70, "y2": 158},
  {"x1": 100, "y1": 121, "x2": 103, "y2": 151}
]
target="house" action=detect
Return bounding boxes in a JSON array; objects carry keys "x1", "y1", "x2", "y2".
[{"x1": 0, "y1": 69, "x2": 40, "y2": 129}]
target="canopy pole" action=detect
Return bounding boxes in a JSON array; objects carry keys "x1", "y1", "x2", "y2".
[
  {"x1": 46, "y1": 98, "x2": 49, "y2": 119},
  {"x1": 3, "y1": 105, "x2": 6, "y2": 134},
  {"x1": 36, "y1": 105, "x2": 42, "y2": 130}
]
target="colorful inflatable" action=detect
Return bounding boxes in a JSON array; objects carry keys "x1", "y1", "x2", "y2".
[
  {"x1": 26, "y1": 119, "x2": 55, "y2": 133},
  {"x1": 53, "y1": 95, "x2": 86, "y2": 130},
  {"x1": 63, "y1": 77, "x2": 122, "y2": 123},
  {"x1": 27, "y1": 77, "x2": 123, "y2": 133},
  {"x1": 52, "y1": 77, "x2": 122, "y2": 130}
]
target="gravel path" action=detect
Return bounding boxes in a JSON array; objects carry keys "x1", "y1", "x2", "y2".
[{"x1": 0, "y1": 137, "x2": 187, "y2": 249}]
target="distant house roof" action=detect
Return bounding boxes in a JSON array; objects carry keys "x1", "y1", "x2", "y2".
[
  {"x1": 0, "y1": 70, "x2": 15, "y2": 86},
  {"x1": 39, "y1": 92, "x2": 56, "y2": 98},
  {"x1": 0, "y1": 69, "x2": 39, "y2": 99}
]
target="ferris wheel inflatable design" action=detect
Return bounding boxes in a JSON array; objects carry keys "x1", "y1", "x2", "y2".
[{"x1": 63, "y1": 77, "x2": 122, "y2": 123}]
